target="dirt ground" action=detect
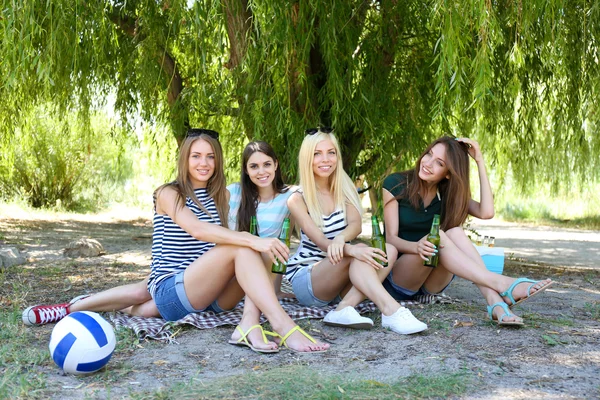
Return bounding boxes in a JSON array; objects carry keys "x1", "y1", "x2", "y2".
[{"x1": 1, "y1": 212, "x2": 599, "y2": 399}]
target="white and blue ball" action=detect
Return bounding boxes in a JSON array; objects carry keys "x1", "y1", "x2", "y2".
[{"x1": 49, "y1": 311, "x2": 116, "y2": 375}]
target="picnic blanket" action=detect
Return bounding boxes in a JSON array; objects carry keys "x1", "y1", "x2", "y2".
[{"x1": 110, "y1": 294, "x2": 455, "y2": 342}]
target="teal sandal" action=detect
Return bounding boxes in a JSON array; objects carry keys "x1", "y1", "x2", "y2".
[
  {"x1": 487, "y1": 302, "x2": 524, "y2": 326},
  {"x1": 500, "y1": 278, "x2": 553, "y2": 308}
]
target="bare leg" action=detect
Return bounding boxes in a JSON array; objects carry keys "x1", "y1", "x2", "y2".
[
  {"x1": 391, "y1": 229, "x2": 550, "y2": 319},
  {"x1": 309, "y1": 257, "x2": 353, "y2": 301},
  {"x1": 69, "y1": 278, "x2": 157, "y2": 316},
  {"x1": 259, "y1": 252, "x2": 294, "y2": 299},
  {"x1": 334, "y1": 243, "x2": 398, "y2": 311},
  {"x1": 342, "y1": 245, "x2": 409, "y2": 316},
  {"x1": 441, "y1": 227, "x2": 522, "y2": 323},
  {"x1": 391, "y1": 231, "x2": 550, "y2": 302},
  {"x1": 182, "y1": 245, "x2": 329, "y2": 352}
]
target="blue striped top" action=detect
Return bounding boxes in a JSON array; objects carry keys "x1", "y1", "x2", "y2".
[
  {"x1": 148, "y1": 187, "x2": 220, "y2": 297},
  {"x1": 285, "y1": 207, "x2": 347, "y2": 282},
  {"x1": 227, "y1": 183, "x2": 295, "y2": 238}
]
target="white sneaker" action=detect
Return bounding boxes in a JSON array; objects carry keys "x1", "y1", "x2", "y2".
[
  {"x1": 69, "y1": 294, "x2": 91, "y2": 305},
  {"x1": 323, "y1": 306, "x2": 374, "y2": 329},
  {"x1": 381, "y1": 307, "x2": 427, "y2": 335}
]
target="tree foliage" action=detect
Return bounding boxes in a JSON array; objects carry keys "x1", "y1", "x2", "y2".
[{"x1": 1, "y1": 0, "x2": 599, "y2": 196}]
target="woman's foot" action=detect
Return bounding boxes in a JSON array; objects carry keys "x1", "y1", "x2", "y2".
[
  {"x1": 229, "y1": 323, "x2": 278, "y2": 352},
  {"x1": 276, "y1": 324, "x2": 330, "y2": 353},
  {"x1": 500, "y1": 278, "x2": 553, "y2": 307},
  {"x1": 488, "y1": 302, "x2": 524, "y2": 326}
]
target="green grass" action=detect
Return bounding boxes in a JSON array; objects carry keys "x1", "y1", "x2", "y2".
[
  {"x1": 524, "y1": 312, "x2": 575, "y2": 328},
  {"x1": 0, "y1": 309, "x2": 51, "y2": 399},
  {"x1": 129, "y1": 365, "x2": 471, "y2": 400},
  {"x1": 497, "y1": 190, "x2": 600, "y2": 230},
  {"x1": 583, "y1": 302, "x2": 600, "y2": 321}
]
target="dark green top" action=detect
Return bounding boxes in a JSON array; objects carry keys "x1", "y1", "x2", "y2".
[{"x1": 383, "y1": 173, "x2": 442, "y2": 242}]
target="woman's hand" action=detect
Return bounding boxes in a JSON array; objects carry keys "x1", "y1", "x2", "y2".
[
  {"x1": 250, "y1": 237, "x2": 289, "y2": 265},
  {"x1": 347, "y1": 245, "x2": 388, "y2": 270},
  {"x1": 327, "y1": 235, "x2": 346, "y2": 264},
  {"x1": 455, "y1": 137, "x2": 483, "y2": 163},
  {"x1": 415, "y1": 235, "x2": 440, "y2": 261}
]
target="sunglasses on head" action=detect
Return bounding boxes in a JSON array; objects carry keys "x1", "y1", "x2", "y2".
[
  {"x1": 305, "y1": 126, "x2": 333, "y2": 135},
  {"x1": 186, "y1": 128, "x2": 220, "y2": 140}
]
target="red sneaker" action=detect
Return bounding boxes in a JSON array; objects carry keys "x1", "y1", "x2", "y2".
[{"x1": 22, "y1": 303, "x2": 70, "y2": 326}]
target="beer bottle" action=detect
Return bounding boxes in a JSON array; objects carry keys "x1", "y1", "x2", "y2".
[
  {"x1": 272, "y1": 218, "x2": 290, "y2": 274},
  {"x1": 424, "y1": 214, "x2": 441, "y2": 268},
  {"x1": 249, "y1": 215, "x2": 259, "y2": 236},
  {"x1": 371, "y1": 215, "x2": 388, "y2": 267}
]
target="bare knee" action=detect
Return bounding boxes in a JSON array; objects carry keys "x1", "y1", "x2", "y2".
[
  {"x1": 444, "y1": 227, "x2": 465, "y2": 241},
  {"x1": 131, "y1": 283, "x2": 152, "y2": 304},
  {"x1": 216, "y1": 244, "x2": 261, "y2": 261},
  {"x1": 236, "y1": 246, "x2": 261, "y2": 259}
]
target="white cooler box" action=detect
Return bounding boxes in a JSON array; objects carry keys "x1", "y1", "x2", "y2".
[{"x1": 474, "y1": 246, "x2": 505, "y2": 274}]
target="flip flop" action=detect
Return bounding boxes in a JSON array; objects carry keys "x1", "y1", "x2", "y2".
[
  {"x1": 500, "y1": 278, "x2": 554, "y2": 308},
  {"x1": 487, "y1": 302, "x2": 524, "y2": 326},
  {"x1": 228, "y1": 325, "x2": 279, "y2": 354},
  {"x1": 279, "y1": 326, "x2": 328, "y2": 354}
]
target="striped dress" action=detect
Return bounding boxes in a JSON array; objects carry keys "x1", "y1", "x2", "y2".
[
  {"x1": 285, "y1": 208, "x2": 347, "y2": 283},
  {"x1": 147, "y1": 187, "x2": 221, "y2": 297}
]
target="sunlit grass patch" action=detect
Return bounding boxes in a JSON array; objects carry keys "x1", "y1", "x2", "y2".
[
  {"x1": 130, "y1": 365, "x2": 472, "y2": 400},
  {"x1": 497, "y1": 189, "x2": 600, "y2": 230}
]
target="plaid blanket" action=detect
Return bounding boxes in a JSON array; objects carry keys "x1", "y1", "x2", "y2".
[{"x1": 110, "y1": 294, "x2": 454, "y2": 342}]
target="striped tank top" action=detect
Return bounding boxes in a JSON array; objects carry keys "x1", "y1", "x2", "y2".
[
  {"x1": 285, "y1": 207, "x2": 347, "y2": 282},
  {"x1": 147, "y1": 187, "x2": 221, "y2": 297}
]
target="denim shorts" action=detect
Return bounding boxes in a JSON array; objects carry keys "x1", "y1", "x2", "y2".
[
  {"x1": 154, "y1": 272, "x2": 228, "y2": 321},
  {"x1": 383, "y1": 267, "x2": 455, "y2": 301},
  {"x1": 291, "y1": 265, "x2": 341, "y2": 307}
]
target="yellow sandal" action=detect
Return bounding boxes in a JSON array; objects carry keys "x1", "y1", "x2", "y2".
[
  {"x1": 228, "y1": 325, "x2": 279, "y2": 354},
  {"x1": 279, "y1": 326, "x2": 328, "y2": 354}
]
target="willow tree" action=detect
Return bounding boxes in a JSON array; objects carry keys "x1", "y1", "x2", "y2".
[{"x1": 1, "y1": 0, "x2": 599, "y2": 193}]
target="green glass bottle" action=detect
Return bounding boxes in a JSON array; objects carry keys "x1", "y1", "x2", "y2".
[
  {"x1": 249, "y1": 215, "x2": 259, "y2": 236},
  {"x1": 272, "y1": 218, "x2": 290, "y2": 274},
  {"x1": 371, "y1": 215, "x2": 388, "y2": 267},
  {"x1": 424, "y1": 214, "x2": 441, "y2": 268}
]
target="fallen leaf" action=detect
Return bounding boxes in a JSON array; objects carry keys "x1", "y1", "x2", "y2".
[
  {"x1": 338, "y1": 386, "x2": 345, "y2": 394},
  {"x1": 453, "y1": 321, "x2": 474, "y2": 328},
  {"x1": 253, "y1": 365, "x2": 260, "y2": 371},
  {"x1": 153, "y1": 360, "x2": 169, "y2": 366}
]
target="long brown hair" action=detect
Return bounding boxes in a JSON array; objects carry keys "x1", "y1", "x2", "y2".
[
  {"x1": 154, "y1": 132, "x2": 229, "y2": 228},
  {"x1": 388, "y1": 136, "x2": 470, "y2": 230},
  {"x1": 237, "y1": 141, "x2": 288, "y2": 233}
]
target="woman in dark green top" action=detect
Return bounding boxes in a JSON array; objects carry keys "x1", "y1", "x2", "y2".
[{"x1": 382, "y1": 136, "x2": 553, "y2": 326}]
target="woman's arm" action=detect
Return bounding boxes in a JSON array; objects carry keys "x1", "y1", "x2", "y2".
[
  {"x1": 329, "y1": 202, "x2": 362, "y2": 263},
  {"x1": 156, "y1": 186, "x2": 289, "y2": 264},
  {"x1": 287, "y1": 192, "x2": 331, "y2": 251},
  {"x1": 456, "y1": 138, "x2": 495, "y2": 219}
]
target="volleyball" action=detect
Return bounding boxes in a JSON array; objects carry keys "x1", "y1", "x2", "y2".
[{"x1": 49, "y1": 311, "x2": 116, "y2": 375}]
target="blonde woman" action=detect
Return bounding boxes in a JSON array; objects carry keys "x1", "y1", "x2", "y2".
[{"x1": 286, "y1": 128, "x2": 427, "y2": 335}]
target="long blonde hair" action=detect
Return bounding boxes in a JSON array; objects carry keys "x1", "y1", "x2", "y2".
[
  {"x1": 298, "y1": 131, "x2": 363, "y2": 228},
  {"x1": 154, "y1": 133, "x2": 229, "y2": 228}
]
